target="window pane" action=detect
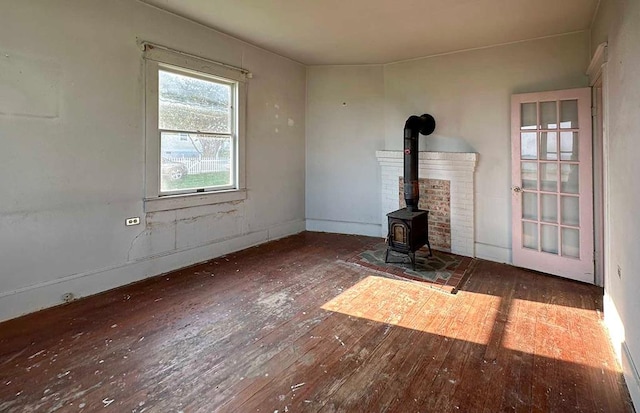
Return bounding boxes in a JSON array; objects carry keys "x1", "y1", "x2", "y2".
[
  {"x1": 159, "y1": 70, "x2": 232, "y2": 133},
  {"x1": 540, "y1": 132, "x2": 558, "y2": 160},
  {"x1": 560, "y1": 131, "x2": 579, "y2": 161},
  {"x1": 541, "y1": 224, "x2": 558, "y2": 254},
  {"x1": 541, "y1": 194, "x2": 557, "y2": 223},
  {"x1": 522, "y1": 192, "x2": 538, "y2": 220},
  {"x1": 540, "y1": 101, "x2": 557, "y2": 129},
  {"x1": 521, "y1": 162, "x2": 537, "y2": 190},
  {"x1": 523, "y1": 222, "x2": 538, "y2": 250},
  {"x1": 540, "y1": 163, "x2": 558, "y2": 192},
  {"x1": 160, "y1": 132, "x2": 232, "y2": 192},
  {"x1": 561, "y1": 164, "x2": 579, "y2": 194},
  {"x1": 561, "y1": 228, "x2": 580, "y2": 258},
  {"x1": 561, "y1": 196, "x2": 579, "y2": 226},
  {"x1": 521, "y1": 132, "x2": 537, "y2": 159},
  {"x1": 521, "y1": 103, "x2": 537, "y2": 130},
  {"x1": 560, "y1": 100, "x2": 578, "y2": 129}
]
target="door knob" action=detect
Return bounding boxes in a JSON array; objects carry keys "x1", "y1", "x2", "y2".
[{"x1": 513, "y1": 186, "x2": 522, "y2": 193}]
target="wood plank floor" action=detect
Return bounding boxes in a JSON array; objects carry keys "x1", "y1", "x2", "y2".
[{"x1": 0, "y1": 232, "x2": 634, "y2": 412}]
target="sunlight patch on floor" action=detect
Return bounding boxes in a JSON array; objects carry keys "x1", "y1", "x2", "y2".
[
  {"x1": 498, "y1": 297, "x2": 619, "y2": 371},
  {"x1": 321, "y1": 275, "x2": 498, "y2": 345}
]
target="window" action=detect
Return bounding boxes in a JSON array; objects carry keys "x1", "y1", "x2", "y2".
[{"x1": 143, "y1": 45, "x2": 247, "y2": 212}]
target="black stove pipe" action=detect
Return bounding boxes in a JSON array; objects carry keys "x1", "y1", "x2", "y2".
[{"x1": 403, "y1": 114, "x2": 436, "y2": 212}]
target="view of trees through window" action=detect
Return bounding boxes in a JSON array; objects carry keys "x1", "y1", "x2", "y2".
[{"x1": 158, "y1": 69, "x2": 234, "y2": 193}]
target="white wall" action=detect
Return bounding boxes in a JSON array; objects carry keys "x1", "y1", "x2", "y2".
[
  {"x1": 306, "y1": 66, "x2": 385, "y2": 236},
  {"x1": 306, "y1": 33, "x2": 590, "y2": 262},
  {"x1": 0, "y1": 0, "x2": 306, "y2": 321},
  {"x1": 592, "y1": 0, "x2": 640, "y2": 407}
]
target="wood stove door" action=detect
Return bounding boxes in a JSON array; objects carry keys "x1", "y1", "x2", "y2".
[{"x1": 511, "y1": 88, "x2": 594, "y2": 284}]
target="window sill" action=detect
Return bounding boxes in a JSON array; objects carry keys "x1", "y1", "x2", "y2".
[{"x1": 144, "y1": 189, "x2": 247, "y2": 213}]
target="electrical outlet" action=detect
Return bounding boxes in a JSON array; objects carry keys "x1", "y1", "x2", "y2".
[
  {"x1": 126, "y1": 217, "x2": 140, "y2": 226},
  {"x1": 62, "y1": 292, "x2": 74, "y2": 303},
  {"x1": 617, "y1": 265, "x2": 622, "y2": 278}
]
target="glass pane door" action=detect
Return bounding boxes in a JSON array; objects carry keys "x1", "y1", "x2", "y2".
[
  {"x1": 519, "y1": 100, "x2": 581, "y2": 258},
  {"x1": 512, "y1": 88, "x2": 593, "y2": 284}
]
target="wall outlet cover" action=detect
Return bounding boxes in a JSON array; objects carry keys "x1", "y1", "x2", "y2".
[{"x1": 126, "y1": 217, "x2": 141, "y2": 226}]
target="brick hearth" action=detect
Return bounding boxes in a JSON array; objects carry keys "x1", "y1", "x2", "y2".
[{"x1": 376, "y1": 151, "x2": 478, "y2": 257}]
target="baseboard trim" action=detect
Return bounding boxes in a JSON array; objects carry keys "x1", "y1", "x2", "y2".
[
  {"x1": 475, "y1": 242, "x2": 511, "y2": 263},
  {"x1": 603, "y1": 292, "x2": 625, "y2": 362},
  {"x1": 604, "y1": 291, "x2": 639, "y2": 411},
  {"x1": 0, "y1": 219, "x2": 305, "y2": 322},
  {"x1": 265, "y1": 219, "x2": 307, "y2": 241},
  {"x1": 306, "y1": 219, "x2": 382, "y2": 238},
  {"x1": 622, "y1": 342, "x2": 640, "y2": 411}
]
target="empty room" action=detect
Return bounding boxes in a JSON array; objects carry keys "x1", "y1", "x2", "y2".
[{"x1": 1, "y1": 0, "x2": 639, "y2": 411}]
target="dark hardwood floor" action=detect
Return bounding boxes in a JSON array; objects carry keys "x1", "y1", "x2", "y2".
[{"x1": 0, "y1": 232, "x2": 634, "y2": 412}]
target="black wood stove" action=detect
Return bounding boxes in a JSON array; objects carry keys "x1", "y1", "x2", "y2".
[{"x1": 385, "y1": 113, "x2": 436, "y2": 270}]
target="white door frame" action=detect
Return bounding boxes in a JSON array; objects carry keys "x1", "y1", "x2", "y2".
[{"x1": 587, "y1": 42, "x2": 609, "y2": 288}]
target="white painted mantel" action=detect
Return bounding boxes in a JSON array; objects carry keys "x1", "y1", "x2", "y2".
[{"x1": 376, "y1": 151, "x2": 478, "y2": 257}]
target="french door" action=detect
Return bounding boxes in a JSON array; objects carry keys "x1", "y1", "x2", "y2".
[{"x1": 511, "y1": 88, "x2": 594, "y2": 284}]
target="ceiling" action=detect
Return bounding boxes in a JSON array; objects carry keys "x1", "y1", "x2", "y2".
[{"x1": 141, "y1": 0, "x2": 599, "y2": 65}]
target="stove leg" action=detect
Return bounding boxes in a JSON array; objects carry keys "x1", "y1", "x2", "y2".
[
  {"x1": 410, "y1": 252, "x2": 416, "y2": 270},
  {"x1": 426, "y1": 240, "x2": 433, "y2": 257},
  {"x1": 384, "y1": 248, "x2": 390, "y2": 263}
]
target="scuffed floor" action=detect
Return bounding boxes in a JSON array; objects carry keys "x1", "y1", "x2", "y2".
[{"x1": 0, "y1": 232, "x2": 634, "y2": 412}]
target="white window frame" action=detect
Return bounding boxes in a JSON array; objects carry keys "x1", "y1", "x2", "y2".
[{"x1": 143, "y1": 46, "x2": 247, "y2": 212}]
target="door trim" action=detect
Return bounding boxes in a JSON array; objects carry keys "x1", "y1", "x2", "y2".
[{"x1": 587, "y1": 42, "x2": 608, "y2": 287}]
